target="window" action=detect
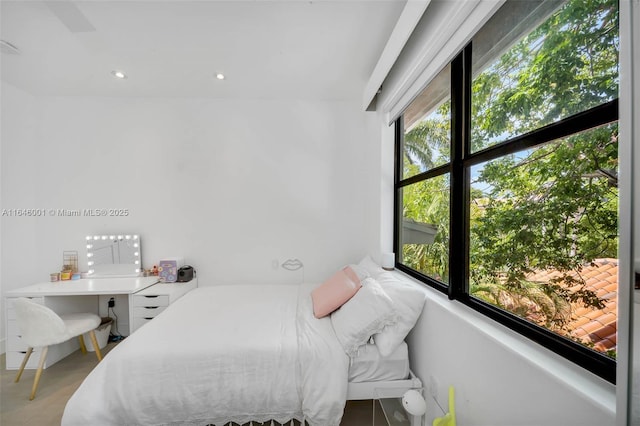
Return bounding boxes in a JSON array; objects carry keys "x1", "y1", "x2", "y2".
[
  {"x1": 394, "y1": 0, "x2": 619, "y2": 382},
  {"x1": 399, "y1": 64, "x2": 451, "y2": 284}
]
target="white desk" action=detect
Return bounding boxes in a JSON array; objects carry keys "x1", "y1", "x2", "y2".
[
  {"x1": 5, "y1": 276, "x2": 164, "y2": 370},
  {"x1": 6, "y1": 276, "x2": 159, "y2": 297}
]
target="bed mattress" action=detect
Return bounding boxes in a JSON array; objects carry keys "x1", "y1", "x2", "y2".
[
  {"x1": 62, "y1": 284, "x2": 350, "y2": 426},
  {"x1": 348, "y1": 341, "x2": 409, "y2": 383}
]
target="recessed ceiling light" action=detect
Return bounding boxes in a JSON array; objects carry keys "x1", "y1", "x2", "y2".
[
  {"x1": 111, "y1": 70, "x2": 127, "y2": 79},
  {"x1": 215, "y1": 73, "x2": 225, "y2": 80}
]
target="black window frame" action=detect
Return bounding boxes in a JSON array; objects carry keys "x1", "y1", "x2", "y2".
[{"x1": 394, "y1": 43, "x2": 619, "y2": 383}]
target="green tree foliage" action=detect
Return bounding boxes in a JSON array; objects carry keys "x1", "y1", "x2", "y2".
[
  {"x1": 403, "y1": 102, "x2": 451, "y2": 173},
  {"x1": 471, "y1": 0, "x2": 619, "y2": 151},
  {"x1": 402, "y1": 0, "x2": 619, "y2": 351},
  {"x1": 402, "y1": 100, "x2": 451, "y2": 280},
  {"x1": 402, "y1": 171, "x2": 450, "y2": 282},
  {"x1": 470, "y1": 124, "x2": 618, "y2": 331}
]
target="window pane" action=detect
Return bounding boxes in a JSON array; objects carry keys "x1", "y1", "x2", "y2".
[
  {"x1": 469, "y1": 123, "x2": 618, "y2": 358},
  {"x1": 402, "y1": 64, "x2": 451, "y2": 179},
  {"x1": 400, "y1": 173, "x2": 450, "y2": 283},
  {"x1": 471, "y1": 0, "x2": 619, "y2": 152}
]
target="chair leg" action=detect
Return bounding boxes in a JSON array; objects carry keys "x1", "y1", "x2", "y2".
[
  {"x1": 14, "y1": 347, "x2": 33, "y2": 383},
  {"x1": 78, "y1": 334, "x2": 87, "y2": 354},
  {"x1": 29, "y1": 346, "x2": 48, "y2": 400},
  {"x1": 88, "y1": 330, "x2": 103, "y2": 361}
]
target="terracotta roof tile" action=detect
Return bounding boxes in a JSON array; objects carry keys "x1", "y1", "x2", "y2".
[
  {"x1": 574, "y1": 321, "x2": 602, "y2": 334},
  {"x1": 527, "y1": 258, "x2": 618, "y2": 356},
  {"x1": 605, "y1": 275, "x2": 618, "y2": 284},
  {"x1": 570, "y1": 316, "x2": 591, "y2": 328},
  {"x1": 582, "y1": 269, "x2": 602, "y2": 279},
  {"x1": 595, "y1": 312, "x2": 617, "y2": 325},
  {"x1": 590, "y1": 324, "x2": 616, "y2": 340}
]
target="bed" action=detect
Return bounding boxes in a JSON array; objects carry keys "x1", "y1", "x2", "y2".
[{"x1": 62, "y1": 263, "x2": 425, "y2": 426}]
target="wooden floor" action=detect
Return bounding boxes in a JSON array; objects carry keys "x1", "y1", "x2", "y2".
[{"x1": 0, "y1": 343, "x2": 374, "y2": 425}]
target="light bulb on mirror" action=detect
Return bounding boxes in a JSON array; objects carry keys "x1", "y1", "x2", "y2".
[{"x1": 402, "y1": 389, "x2": 426, "y2": 416}]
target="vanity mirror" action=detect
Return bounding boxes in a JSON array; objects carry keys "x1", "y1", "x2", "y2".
[{"x1": 86, "y1": 234, "x2": 141, "y2": 277}]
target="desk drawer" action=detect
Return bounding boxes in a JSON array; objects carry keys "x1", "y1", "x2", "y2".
[
  {"x1": 133, "y1": 317, "x2": 154, "y2": 331},
  {"x1": 6, "y1": 297, "x2": 45, "y2": 320},
  {"x1": 133, "y1": 295, "x2": 169, "y2": 307},
  {"x1": 7, "y1": 319, "x2": 18, "y2": 334},
  {"x1": 133, "y1": 306, "x2": 167, "y2": 318},
  {"x1": 8, "y1": 333, "x2": 31, "y2": 352},
  {"x1": 6, "y1": 350, "x2": 43, "y2": 370},
  {"x1": 7, "y1": 319, "x2": 25, "y2": 352}
]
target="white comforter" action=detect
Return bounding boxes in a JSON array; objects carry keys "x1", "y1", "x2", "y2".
[{"x1": 62, "y1": 284, "x2": 349, "y2": 426}]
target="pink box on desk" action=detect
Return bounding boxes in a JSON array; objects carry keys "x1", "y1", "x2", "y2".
[{"x1": 158, "y1": 258, "x2": 184, "y2": 283}]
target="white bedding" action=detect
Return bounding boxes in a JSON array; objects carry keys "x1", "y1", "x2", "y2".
[
  {"x1": 348, "y1": 342, "x2": 409, "y2": 383},
  {"x1": 62, "y1": 284, "x2": 349, "y2": 426}
]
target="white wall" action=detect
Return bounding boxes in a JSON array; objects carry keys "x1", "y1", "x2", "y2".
[
  {"x1": 0, "y1": 89, "x2": 382, "y2": 346},
  {"x1": 629, "y1": 0, "x2": 640, "y2": 420},
  {"x1": 619, "y1": 1, "x2": 639, "y2": 423},
  {"x1": 0, "y1": 82, "x2": 42, "y2": 353}
]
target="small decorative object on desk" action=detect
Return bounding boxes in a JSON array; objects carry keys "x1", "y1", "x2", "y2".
[
  {"x1": 177, "y1": 265, "x2": 195, "y2": 282},
  {"x1": 63, "y1": 250, "x2": 78, "y2": 273},
  {"x1": 60, "y1": 250, "x2": 78, "y2": 281},
  {"x1": 158, "y1": 258, "x2": 184, "y2": 283}
]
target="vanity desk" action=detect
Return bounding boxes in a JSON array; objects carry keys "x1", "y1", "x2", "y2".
[{"x1": 4, "y1": 276, "x2": 197, "y2": 370}]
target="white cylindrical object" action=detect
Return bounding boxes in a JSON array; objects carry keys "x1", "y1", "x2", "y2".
[
  {"x1": 382, "y1": 252, "x2": 395, "y2": 270},
  {"x1": 402, "y1": 389, "x2": 427, "y2": 416}
]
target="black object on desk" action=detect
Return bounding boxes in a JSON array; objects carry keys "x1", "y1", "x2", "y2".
[{"x1": 177, "y1": 266, "x2": 195, "y2": 282}]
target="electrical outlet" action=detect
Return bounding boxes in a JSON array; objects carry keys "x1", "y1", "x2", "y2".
[{"x1": 108, "y1": 297, "x2": 115, "y2": 308}]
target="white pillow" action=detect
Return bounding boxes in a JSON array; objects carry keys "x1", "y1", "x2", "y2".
[
  {"x1": 347, "y1": 263, "x2": 370, "y2": 281},
  {"x1": 357, "y1": 255, "x2": 385, "y2": 279},
  {"x1": 373, "y1": 272, "x2": 426, "y2": 357},
  {"x1": 331, "y1": 277, "x2": 396, "y2": 356}
]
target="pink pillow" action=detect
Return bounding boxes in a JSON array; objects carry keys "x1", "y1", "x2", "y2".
[{"x1": 311, "y1": 266, "x2": 362, "y2": 318}]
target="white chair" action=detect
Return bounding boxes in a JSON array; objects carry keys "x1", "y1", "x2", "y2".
[{"x1": 12, "y1": 297, "x2": 103, "y2": 400}]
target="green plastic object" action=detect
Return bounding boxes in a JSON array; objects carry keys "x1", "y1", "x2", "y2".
[{"x1": 432, "y1": 386, "x2": 456, "y2": 426}]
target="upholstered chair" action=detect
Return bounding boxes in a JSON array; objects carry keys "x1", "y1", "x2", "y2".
[{"x1": 12, "y1": 298, "x2": 103, "y2": 400}]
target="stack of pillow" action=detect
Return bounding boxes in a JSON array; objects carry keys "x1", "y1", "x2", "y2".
[{"x1": 311, "y1": 256, "x2": 426, "y2": 357}]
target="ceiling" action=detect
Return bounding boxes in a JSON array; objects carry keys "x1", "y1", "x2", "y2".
[{"x1": 0, "y1": 0, "x2": 405, "y2": 100}]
